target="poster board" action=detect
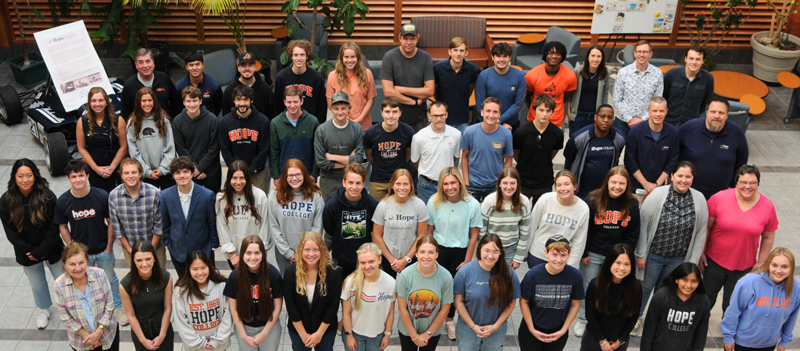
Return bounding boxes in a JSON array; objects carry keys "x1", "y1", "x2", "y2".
[
  {"x1": 590, "y1": 0, "x2": 678, "y2": 34},
  {"x1": 33, "y1": 20, "x2": 114, "y2": 112}
]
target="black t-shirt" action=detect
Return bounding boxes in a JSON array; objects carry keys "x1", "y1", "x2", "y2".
[
  {"x1": 513, "y1": 121, "x2": 564, "y2": 189},
  {"x1": 577, "y1": 76, "x2": 599, "y2": 113},
  {"x1": 53, "y1": 187, "x2": 110, "y2": 255},
  {"x1": 363, "y1": 122, "x2": 415, "y2": 183},
  {"x1": 578, "y1": 136, "x2": 616, "y2": 197},
  {"x1": 223, "y1": 264, "x2": 284, "y2": 327}
]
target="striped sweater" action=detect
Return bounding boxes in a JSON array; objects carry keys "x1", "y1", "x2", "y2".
[{"x1": 479, "y1": 191, "x2": 532, "y2": 264}]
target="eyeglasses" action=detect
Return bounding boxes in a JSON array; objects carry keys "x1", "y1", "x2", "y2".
[
  {"x1": 430, "y1": 114, "x2": 447, "y2": 120},
  {"x1": 635, "y1": 50, "x2": 651, "y2": 55},
  {"x1": 287, "y1": 173, "x2": 303, "y2": 179},
  {"x1": 737, "y1": 180, "x2": 759, "y2": 187}
]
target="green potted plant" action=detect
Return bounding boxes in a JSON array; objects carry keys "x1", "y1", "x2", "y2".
[
  {"x1": 680, "y1": 0, "x2": 758, "y2": 71},
  {"x1": 751, "y1": 0, "x2": 800, "y2": 82},
  {"x1": 178, "y1": 0, "x2": 248, "y2": 53},
  {"x1": 5, "y1": 0, "x2": 50, "y2": 87}
]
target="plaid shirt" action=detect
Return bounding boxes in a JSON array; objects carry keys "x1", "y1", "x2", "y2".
[
  {"x1": 109, "y1": 182, "x2": 162, "y2": 244},
  {"x1": 54, "y1": 266, "x2": 117, "y2": 350}
]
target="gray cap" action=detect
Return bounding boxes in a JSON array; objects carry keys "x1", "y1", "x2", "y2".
[
  {"x1": 331, "y1": 91, "x2": 350, "y2": 105},
  {"x1": 545, "y1": 234, "x2": 570, "y2": 249},
  {"x1": 400, "y1": 23, "x2": 419, "y2": 37}
]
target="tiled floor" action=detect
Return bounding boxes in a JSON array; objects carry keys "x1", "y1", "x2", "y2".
[{"x1": 2, "y1": 58, "x2": 800, "y2": 350}]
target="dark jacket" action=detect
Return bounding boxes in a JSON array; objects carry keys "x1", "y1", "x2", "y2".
[
  {"x1": 678, "y1": 118, "x2": 748, "y2": 199},
  {"x1": 222, "y1": 73, "x2": 280, "y2": 119},
  {"x1": 160, "y1": 183, "x2": 219, "y2": 262},
  {"x1": 283, "y1": 263, "x2": 342, "y2": 334},
  {"x1": 640, "y1": 286, "x2": 710, "y2": 351},
  {"x1": 121, "y1": 71, "x2": 182, "y2": 118},
  {"x1": 173, "y1": 106, "x2": 221, "y2": 177},
  {"x1": 322, "y1": 187, "x2": 379, "y2": 270},
  {"x1": 269, "y1": 110, "x2": 320, "y2": 178},
  {"x1": 0, "y1": 190, "x2": 64, "y2": 266},
  {"x1": 584, "y1": 197, "x2": 640, "y2": 257},
  {"x1": 624, "y1": 121, "x2": 679, "y2": 191},
  {"x1": 584, "y1": 278, "x2": 641, "y2": 344},
  {"x1": 563, "y1": 124, "x2": 626, "y2": 188},
  {"x1": 175, "y1": 73, "x2": 224, "y2": 116},
  {"x1": 218, "y1": 106, "x2": 271, "y2": 174},
  {"x1": 663, "y1": 67, "x2": 715, "y2": 126},
  {"x1": 273, "y1": 67, "x2": 328, "y2": 125}
]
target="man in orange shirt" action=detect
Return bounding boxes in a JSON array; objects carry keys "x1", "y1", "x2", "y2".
[{"x1": 525, "y1": 41, "x2": 578, "y2": 128}]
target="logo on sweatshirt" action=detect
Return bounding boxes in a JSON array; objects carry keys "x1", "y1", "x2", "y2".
[
  {"x1": 666, "y1": 308, "x2": 695, "y2": 332},
  {"x1": 71, "y1": 208, "x2": 97, "y2": 220},
  {"x1": 720, "y1": 144, "x2": 730, "y2": 150},
  {"x1": 228, "y1": 128, "x2": 260, "y2": 142},
  {"x1": 341, "y1": 210, "x2": 367, "y2": 240},
  {"x1": 756, "y1": 297, "x2": 791, "y2": 309},
  {"x1": 593, "y1": 211, "x2": 630, "y2": 227},
  {"x1": 189, "y1": 298, "x2": 221, "y2": 331},
  {"x1": 142, "y1": 127, "x2": 157, "y2": 137},
  {"x1": 377, "y1": 141, "x2": 404, "y2": 159},
  {"x1": 285, "y1": 84, "x2": 315, "y2": 97}
]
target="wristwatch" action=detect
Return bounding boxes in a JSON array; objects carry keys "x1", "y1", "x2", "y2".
[
  {"x1": 344, "y1": 331, "x2": 352, "y2": 336},
  {"x1": 405, "y1": 256, "x2": 412, "y2": 264},
  {"x1": 384, "y1": 331, "x2": 392, "y2": 336},
  {"x1": 425, "y1": 330, "x2": 432, "y2": 336}
]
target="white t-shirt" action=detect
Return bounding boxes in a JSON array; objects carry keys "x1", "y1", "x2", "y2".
[
  {"x1": 372, "y1": 196, "x2": 430, "y2": 259},
  {"x1": 307, "y1": 284, "x2": 315, "y2": 304},
  {"x1": 341, "y1": 271, "x2": 396, "y2": 337},
  {"x1": 411, "y1": 125, "x2": 462, "y2": 180}
]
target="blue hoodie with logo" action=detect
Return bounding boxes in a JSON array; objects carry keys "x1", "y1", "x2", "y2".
[{"x1": 721, "y1": 272, "x2": 800, "y2": 348}]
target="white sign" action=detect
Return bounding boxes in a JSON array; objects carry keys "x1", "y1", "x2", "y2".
[
  {"x1": 33, "y1": 20, "x2": 114, "y2": 112},
  {"x1": 591, "y1": 0, "x2": 678, "y2": 34}
]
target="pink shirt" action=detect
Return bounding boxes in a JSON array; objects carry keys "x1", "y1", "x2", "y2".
[
  {"x1": 326, "y1": 69, "x2": 377, "y2": 130},
  {"x1": 706, "y1": 188, "x2": 778, "y2": 271}
]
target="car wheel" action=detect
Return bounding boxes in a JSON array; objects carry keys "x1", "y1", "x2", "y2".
[
  {"x1": 0, "y1": 86, "x2": 23, "y2": 125},
  {"x1": 44, "y1": 132, "x2": 69, "y2": 176}
]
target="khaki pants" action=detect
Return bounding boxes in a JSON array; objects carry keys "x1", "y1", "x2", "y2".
[
  {"x1": 368, "y1": 182, "x2": 390, "y2": 201},
  {"x1": 251, "y1": 171, "x2": 270, "y2": 196},
  {"x1": 123, "y1": 244, "x2": 167, "y2": 270}
]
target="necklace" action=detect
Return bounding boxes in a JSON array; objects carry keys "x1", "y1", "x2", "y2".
[{"x1": 589, "y1": 71, "x2": 598, "y2": 80}]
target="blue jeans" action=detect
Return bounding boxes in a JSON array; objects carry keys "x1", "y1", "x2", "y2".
[
  {"x1": 450, "y1": 123, "x2": 468, "y2": 135},
  {"x1": 640, "y1": 253, "x2": 684, "y2": 317},
  {"x1": 340, "y1": 331, "x2": 384, "y2": 351},
  {"x1": 569, "y1": 111, "x2": 594, "y2": 135},
  {"x1": 457, "y1": 318, "x2": 508, "y2": 351},
  {"x1": 87, "y1": 251, "x2": 122, "y2": 309},
  {"x1": 416, "y1": 176, "x2": 438, "y2": 206},
  {"x1": 613, "y1": 118, "x2": 631, "y2": 139},
  {"x1": 466, "y1": 185, "x2": 494, "y2": 203},
  {"x1": 289, "y1": 328, "x2": 337, "y2": 351},
  {"x1": 503, "y1": 242, "x2": 518, "y2": 266},
  {"x1": 577, "y1": 251, "x2": 605, "y2": 324},
  {"x1": 22, "y1": 260, "x2": 64, "y2": 310}
]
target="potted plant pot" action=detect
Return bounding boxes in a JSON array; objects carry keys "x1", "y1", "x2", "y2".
[
  {"x1": 751, "y1": 31, "x2": 800, "y2": 83},
  {"x1": 6, "y1": 51, "x2": 49, "y2": 88}
]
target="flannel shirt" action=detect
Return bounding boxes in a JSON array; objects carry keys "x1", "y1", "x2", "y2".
[
  {"x1": 109, "y1": 182, "x2": 162, "y2": 244},
  {"x1": 55, "y1": 266, "x2": 117, "y2": 350}
]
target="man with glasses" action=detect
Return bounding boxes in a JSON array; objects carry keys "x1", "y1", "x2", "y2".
[
  {"x1": 613, "y1": 40, "x2": 664, "y2": 138},
  {"x1": 564, "y1": 104, "x2": 625, "y2": 198},
  {"x1": 513, "y1": 94, "x2": 563, "y2": 205},
  {"x1": 411, "y1": 101, "x2": 462, "y2": 204},
  {"x1": 678, "y1": 96, "x2": 748, "y2": 199},
  {"x1": 625, "y1": 97, "x2": 679, "y2": 197}
]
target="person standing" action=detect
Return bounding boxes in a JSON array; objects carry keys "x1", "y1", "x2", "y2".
[
  {"x1": 173, "y1": 86, "x2": 222, "y2": 192},
  {"x1": 663, "y1": 47, "x2": 715, "y2": 127},
  {"x1": 271, "y1": 86, "x2": 321, "y2": 184},
  {"x1": 460, "y1": 97, "x2": 514, "y2": 202},
  {"x1": 121, "y1": 48, "x2": 181, "y2": 118},
  {"x1": 624, "y1": 97, "x2": 679, "y2": 196},
  {"x1": 410, "y1": 101, "x2": 462, "y2": 204},
  {"x1": 363, "y1": 97, "x2": 415, "y2": 200},
  {"x1": 175, "y1": 51, "x2": 224, "y2": 116},
  {"x1": 127, "y1": 87, "x2": 176, "y2": 190},
  {"x1": 222, "y1": 52, "x2": 280, "y2": 118},
  {"x1": 0, "y1": 159, "x2": 64, "y2": 329},
  {"x1": 76, "y1": 87, "x2": 128, "y2": 193},
  {"x1": 474, "y1": 42, "x2": 526, "y2": 130},
  {"x1": 563, "y1": 104, "x2": 625, "y2": 198},
  {"x1": 275, "y1": 39, "x2": 328, "y2": 124},
  {"x1": 314, "y1": 91, "x2": 366, "y2": 203},
  {"x1": 380, "y1": 23, "x2": 435, "y2": 132},
  {"x1": 326, "y1": 41, "x2": 377, "y2": 131},
  {"x1": 480, "y1": 167, "x2": 532, "y2": 269},
  {"x1": 567, "y1": 45, "x2": 610, "y2": 133},
  {"x1": 513, "y1": 94, "x2": 563, "y2": 204},
  {"x1": 525, "y1": 41, "x2": 578, "y2": 128},
  {"x1": 612, "y1": 40, "x2": 663, "y2": 138},
  {"x1": 433, "y1": 37, "x2": 480, "y2": 133}
]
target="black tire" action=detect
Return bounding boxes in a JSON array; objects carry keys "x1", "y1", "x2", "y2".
[
  {"x1": 0, "y1": 85, "x2": 23, "y2": 125},
  {"x1": 44, "y1": 132, "x2": 69, "y2": 176},
  {"x1": 786, "y1": 117, "x2": 792, "y2": 124}
]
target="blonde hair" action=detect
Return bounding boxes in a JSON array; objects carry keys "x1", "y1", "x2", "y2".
[
  {"x1": 386, "y1": 168, "x2": 415, "y2": 200},
  {"x1": 754, "y1": 247, "x2": 796, "y2": 299},
  {"x1": 345, "y1": 243, "x2": 383, "y2": 311},
  {"x1": 294, "y1": 231, "x2": 332, "y2": 297},
  {"x1": 334, "y1": 41, "x2": 369, "y2": 93},
  {"x1": 432, "y1": 167, "x2": 471, "y2": 209}
]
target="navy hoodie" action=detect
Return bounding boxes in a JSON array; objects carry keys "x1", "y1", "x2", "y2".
[
  {"x1": 218, "y1": 106, "x2": 271, "y2": 174},
  {"x1": 222, "y1": 73, "x2": 280, "y2": 119},
  {"x1": 322, "y1": 187, "x2": 379, "y2": 270}
]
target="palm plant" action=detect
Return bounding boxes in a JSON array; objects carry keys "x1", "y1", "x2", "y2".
[
  {"x1": 180, "y1": 0, "x2": 248, "y2": 53},
  {"x1": 81, "y1": 0, "x2": 169, "y2": 59}
]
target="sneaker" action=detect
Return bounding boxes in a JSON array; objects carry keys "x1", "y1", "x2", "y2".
[
  {"x1": 445, "y1": 320, "x2": 456, "y2": 340},
  {"x1": 115, "y1": 308, "x2": 129, "y2": 326},
  {"x1": 36, "y1": 309, "x2": 50, "y2": 329},
  {"x1": 630, "y1": 317, "x2": 642, "y2": 336},
  {"x1": 573, "y1": 321, "x2": 585, "y2": 337}
]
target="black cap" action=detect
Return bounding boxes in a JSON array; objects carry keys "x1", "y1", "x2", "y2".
[
  {"x1": 400, "y1": 23, "x2": 419, "y2": 37},
  {"x1": 237, "y1": 52, "x2": 255, "y2": 64},
  {"x1": 545, "y1": 235, "x2": 570, "y2": 249}
]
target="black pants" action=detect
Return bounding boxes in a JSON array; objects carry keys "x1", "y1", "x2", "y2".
[
  {"x1": 381, "y1": 255, "x2": 418, "y2": 279},
  {"x1": 194, "y1": 171, "x2": 221, "y2": 193},
  {"x1": 518, "y1": 324, "x2": 569, "y2": 351},
  {"x1": 399, "y1": 333, "x2": 441, "y2": 351},
  {"x1": 579, "y1": 329, "x2": 629, "y2": 351},
  {"x1": 521, "y1": 185, "x2": 552, "y2": 208},
  {"x1": 438, "y1": 246, "x2": 467, "y2": 318},
  {"x1": 172, "y1": 250, "x2": 215, "y2": 278},
  {"x1": 704, "y1": 257, "x2": 749, "y2": 315},
  {"x1": 735, "y1": 345, "x2": 776, "y2": 351},
  {"x1": 142, "y1": 173, "x2": 176, "y2": 190},
  {"x1": 73, "y1": 325, "x2": 120, "y2": 351}
]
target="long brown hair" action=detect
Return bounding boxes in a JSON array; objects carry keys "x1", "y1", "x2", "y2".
[
  {"x1": 477, "y1": 234, "x2": 514, "y2": 309},
  {"x1": 128, "y1": 242, "x2": 167, "y2": 295},
  {"x1": 275, "y1": 159, "x2": 320, "y2": 207},
  {"x1": 754, "y1": 247, "x2": 796, "y2": 299},
  {"x1": 493, "y1": 167, "x2": 524, "y2": 213},
  {"x1": 5, "y1": 159, "x2": 53, "y2": 232},
  {"x1": 587, "y1": 166, "x2": 635, "y2": 221},
  {"x1": 334, "y1": 42, "x2": 369, "y2": 92},
  {"x1": 129, "y1": 87, "x2": 169, "y2": 140},
  {"x1": 580, "y1": 44, "x2": 608, "y2": 80},
  {"x1": 234, "y1": 235, "x2": 276, "y2": 322},
  {"x1": 85, "y1": 87, "x2": 119, "y2": 137},
  {"x1": 294, "y1": 232, "x2": 332, "y2": 296},
  {"x1": 594, "y1": 244, "x2": 641, "y2": 317},
  {"x1": 175, "y1": 250, "x2": 227, "y2": 301},
  {"x1": 219, "y1": 160, "x2": 262, "y2": 225}
]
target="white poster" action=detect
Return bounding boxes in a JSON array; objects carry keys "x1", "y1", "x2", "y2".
[
  {"x1": 591, "y1": 0, "x2": 678, "y2": 34},
  {"x1": 33, "y1": 20, "x2": 114, "y2": 112}
]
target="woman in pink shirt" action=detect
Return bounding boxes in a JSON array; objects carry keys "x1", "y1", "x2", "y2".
[
  {"x1": 327, "y1": 41, "x2": 377, "y2": 130},
  {"x1": 699, "y1": 164, "x2": 778, "y2": 315}
]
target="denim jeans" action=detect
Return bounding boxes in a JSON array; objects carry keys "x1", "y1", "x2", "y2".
[
  {"x1": 449, "y1": 123, "x2": 468, "y2": 135},
  {"x1": 465, "y1": 185, "x2": 494, "y2": 203},
  {"x1": 613, "y1": 118, "x2": 631, "y2": 139},
  {"x1": 341, "y1": 331, "x2": 384, "y2": 351},
  {"x1": 640, "y1": 253, "x2": 684, "y2": 317},
  {"x1": 87, "y1": 251, "x2": 122, "y2": 309},
  {"x1": 569, "y1": 111, "x2": 594, "y2": 135},
  {"x1": 289, "y1": 327, "x2": 337, "y2": 351},
  {"x1": 456, "y1": 317, "x2": 508, "y2": 351},
  {"x1": 416, "y1": 176, "x2": 438, "y2": 206},
  {"x1": 503, "y1": 242, "x2": 518, "y2": 266},
  {"x1": 577, "y1": 251, "x2": 605, "y2": 324},
  {"x1": 22, "y1": 260, "x2": 64, "y2": 310},
  {"x1": 236, "y1": 320, "x2": 282, "y2": 351}
]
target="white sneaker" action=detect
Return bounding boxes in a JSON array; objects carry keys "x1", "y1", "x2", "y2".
[
  {"x1": 115, "y1": 308, "x2": 129, "y2": 326},
  {"x1": 445, "y1": 320, "x2": 456, "y2": 340},
  {"x1": 36, "y1": 309, "x2": 50, "y2": 329},
  {"x1": 573, "y1": 321, "x2": 585, "y2": 337},
  {"x1": 630, "y1": 317, "x2": 642, "y2": 336}
]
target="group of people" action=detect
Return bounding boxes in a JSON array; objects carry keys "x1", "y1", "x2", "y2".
[{"x1": 0, "y1": 22, "x2": 794, "y2": 351}]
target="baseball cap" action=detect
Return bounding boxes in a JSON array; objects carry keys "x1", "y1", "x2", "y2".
[
  {"x1": 545, "y1": 234, "x2": 570, "y2": 248},
  {"x1": 237, "y1": 52, "x2": 255, "y2": 64},
  {"x1": 331, "y1": 91, "x2": 350, "y2": 105},
  {"x1": 400, "y1": 23, "x2": 419, "y2": 37}
]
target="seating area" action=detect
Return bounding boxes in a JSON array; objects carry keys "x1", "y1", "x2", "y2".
[
  {"x1": 411, "y1": 16, "x2": 494, "y2": 68},
  {"x1": 511, "y1": 26, "x2": 582, "y2": 70}
]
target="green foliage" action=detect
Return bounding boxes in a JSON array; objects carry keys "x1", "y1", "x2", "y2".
[
  {"x1": 280, "y1": 0, "x2": 369, "y2": 37},
  {"x1": 680, "y1": 0, "x2": 757, "y2": 56},
  {"x1": 176, "y1": 0, "x2": 248, "y2": 52},
  {"x1": 82, "y1": 0, "x2": 169, "y2": 59}
]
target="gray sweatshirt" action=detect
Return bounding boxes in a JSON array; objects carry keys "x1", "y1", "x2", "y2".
[
  {"x1": 216, "y1": 187, "x2": 272, "y2": 256},
  {"x1": 313, "y1": 119, "x2": 365, "y2": 180},
  {"x1": 171, "y1": 280, "x2": 234, "y2": 351},
  {"x1": 268, "y1": 191, "x2": 325, "y2": 259},
  {"x1": 127, "y1": 114, "x2": 176, "y2": 177}
]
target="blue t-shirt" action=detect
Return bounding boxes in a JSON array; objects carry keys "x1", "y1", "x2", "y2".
[
  {"x1": 460, "y1": 124, "x2": 513, "y2": 187},
  {"x1": 363, "y1": 122, "x2": 415, "y2": 183},
  {"x1": 427, "y1": 197, "x2": 482, "y2": 248},
  {"x1": 453, "y1": 260, "x2": 520, "y2": 326},
  {"x1": 53, "y1": 187, "x2": 111, "y2": 255},
  {"x1": 578, "y1": 136, "x2": 616, "y2": 197},
  {"x1": 520, "y1": 264, "x2": 584, "y2": 331}
]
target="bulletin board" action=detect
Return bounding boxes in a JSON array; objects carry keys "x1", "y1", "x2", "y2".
[{"x1": 590, "y1": 0, "x2": 678, "y2": 34}]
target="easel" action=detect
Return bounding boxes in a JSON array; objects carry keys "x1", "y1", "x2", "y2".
[{"x1": 602, "y1": 33, "x2": 641, "y2": 65}]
